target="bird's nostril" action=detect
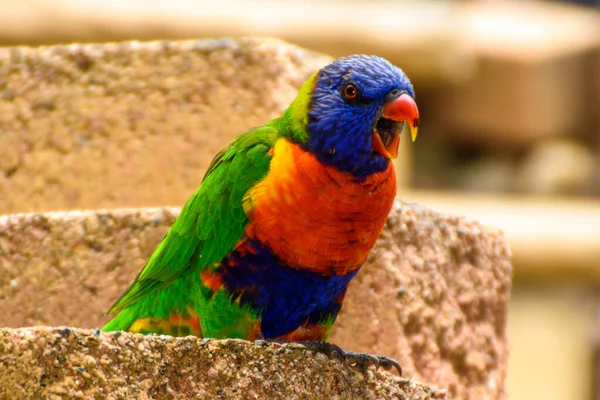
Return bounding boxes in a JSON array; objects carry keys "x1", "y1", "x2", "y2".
[{"x1": 385, "y1": 89, "x2": 402, "y2": 102}]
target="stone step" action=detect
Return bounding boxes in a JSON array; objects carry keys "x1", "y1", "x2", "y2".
[
  {"x1": 0, "y1": 327, "x2": 448, "y2": 399},
  {"x1": 0, "y1": 38, "x2": 333, "y2": 215},
  {"x1": 0, "y1": 201, "x2": 512, "y2": 399}
]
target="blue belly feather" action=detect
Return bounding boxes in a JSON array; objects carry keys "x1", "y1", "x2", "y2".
[{"x1": 219, "y1": 239, "x2": 358, "y2": 338}]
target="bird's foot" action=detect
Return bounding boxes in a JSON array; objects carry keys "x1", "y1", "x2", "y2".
[
  {"x1": 254, "y1": 339, "x2": 401, "y2": 376},
  {"x1": 302, "y1": 341, "x2": 402, "y2": 376},
  {"x1": 341, "y1": 349, "x2": 402, "y2": 376}
]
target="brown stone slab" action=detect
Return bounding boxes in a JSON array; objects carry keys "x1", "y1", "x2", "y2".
[
  {"x1": 0, "y1": 201, "x2": 512, "y2": 398},
  {"x1": 0, "y1": 38, "x2": 331, "y2": 215},
  {"x1": 0, "y1": 327, "x2": 448, "y2": 399}
]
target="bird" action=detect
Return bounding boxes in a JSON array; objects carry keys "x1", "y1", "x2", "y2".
[{"x1": 102, "y1": 54, "x2": 419, "y2": 374}]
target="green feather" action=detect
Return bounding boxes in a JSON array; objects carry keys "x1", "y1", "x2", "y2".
[
  {"x1": 103, "y1": 125, "x2": 279, "y2": 329},
  {"x1": 274, "y1": 72, "x2": 315, "y2": 145}
]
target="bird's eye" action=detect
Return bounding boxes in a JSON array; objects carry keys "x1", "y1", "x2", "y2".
[{"x1": 343, "y1": 84, "x2": 358, "y2": 100}]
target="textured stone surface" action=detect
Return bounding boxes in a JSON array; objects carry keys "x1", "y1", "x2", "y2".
[
  {"x1": 0, "y1": 202, "x2": 512, "y2": 399},
  {"x1": 0, "y1": 38, "x2": 331, "y2": 214},
  {"x1": 331, "y1": 202, "x2": 511, "y2": 399},
  {"x1": 0, "y1": 327, "x2": 447, "y2": 400}
]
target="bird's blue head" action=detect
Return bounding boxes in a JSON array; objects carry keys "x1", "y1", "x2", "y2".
[{"x1": 283, "y1": 55, "x2": 419, "y2": 178}]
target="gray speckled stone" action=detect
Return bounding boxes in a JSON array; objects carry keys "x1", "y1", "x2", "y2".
[{"x1": 0, "y1": 327, "x2": 447, "y2": 399}]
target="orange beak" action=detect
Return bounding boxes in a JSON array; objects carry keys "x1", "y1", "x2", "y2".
[{"x1": 372, "y1": 93, "x2": 420, "y2": 159}]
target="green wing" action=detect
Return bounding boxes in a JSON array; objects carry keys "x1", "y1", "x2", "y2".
[{"x1": 105, "y1": 125, "x2": 278, "y2": 316}]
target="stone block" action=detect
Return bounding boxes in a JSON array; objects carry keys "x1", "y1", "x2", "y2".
[
  {"x1": 0, "y1": 202, "x2": 512, "y2": 398},
  {"x1": 0, "y1": 327, "x2": 447, "y2": 399},
  {"x1": 0, "y1": 38, "x2": 330, "y2": 214}
]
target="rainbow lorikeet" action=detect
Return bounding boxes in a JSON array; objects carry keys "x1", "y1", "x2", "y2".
[{"x1": 102, "y1": 55, "x2": 419, "y2": 372}]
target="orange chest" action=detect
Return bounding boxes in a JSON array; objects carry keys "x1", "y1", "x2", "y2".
[{"x1": 243, "y1": 139, "x2": 397, "y2": 275}]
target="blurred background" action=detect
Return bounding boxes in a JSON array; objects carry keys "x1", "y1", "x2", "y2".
[{"x1": 1, "y1": 0, "x2": 599, "y2": 398}]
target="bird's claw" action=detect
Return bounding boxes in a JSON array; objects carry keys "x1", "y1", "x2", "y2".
[
  {"x1": 342, "y1": 350, "x2": 402, "y2": 375},
  {"x1": 286, "y1": 341, "x2": 402, "y2": 376}
]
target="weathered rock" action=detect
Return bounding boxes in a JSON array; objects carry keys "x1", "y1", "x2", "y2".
[
  {"x1": 331, "y1": 202, "x2": 511, "y2": 399},
  {"x1": 0, "y1": 202, "x2": 512, "y2": 399},
  {"x1": 0, "y1": 327, "x2": 447, "y2": 400},
  {"x1": 0, "y1": 38, "x2": 331, "y2": 214}
]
